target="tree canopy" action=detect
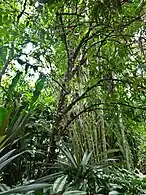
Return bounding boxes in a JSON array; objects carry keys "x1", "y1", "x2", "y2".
[{"x1": 0, "y1": 0, "x2": 146, "y2": 194}]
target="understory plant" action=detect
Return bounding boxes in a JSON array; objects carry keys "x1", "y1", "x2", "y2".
[{"x1": 0, "y1": 148, "x2": 50, "y2": 195}]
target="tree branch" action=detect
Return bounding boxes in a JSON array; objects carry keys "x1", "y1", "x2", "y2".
[
  {"x1": 63, "y1": 79, "x2": 123, "y2": 115},
  {"x1": 57, "y1": 12, "x2": 70, "y2": 65},
  {"x1": 61, "y1": 101, "x2": 146, "y2": 134},
  {"x1": 17, "y1": 0, "x2": 27, "y2": 23},
  {"x1": 61, "y1": 103, "x2": 106, "y2": 133},
  {"x1": 57, "y1": 12, "x2": 84, "y2": 17},
  {"x1": 72, "y1": 23, "x2": 92, "y2": 64},
  {"x1": 0, "y1": 58, "x2": 11, "y2": 84}
]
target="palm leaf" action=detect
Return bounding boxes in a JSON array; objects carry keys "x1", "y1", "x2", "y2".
[
  {"x1": 0, "y1": 183, "x2": 50, "y2": 195},
  {"x1": 60, "y1": 144, "x2": 78, "y2": 168},
  {"x1": 0, "y1": 149, "x2": 27, "y2": 170}
]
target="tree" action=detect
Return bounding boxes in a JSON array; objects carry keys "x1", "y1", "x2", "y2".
[{"x1": 0, "y1": 0, "x2": 146, "y2": 188}]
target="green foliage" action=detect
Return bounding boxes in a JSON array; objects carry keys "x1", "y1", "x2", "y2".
[
  {"x1": 0, "y1": 107, "x2": 8, "y2": 128},
  {"x1": 30, "y1": 73, "x2": 46, "y2": 106},
  {"x1": 7, "y1": 71, "x2": 23, "y2": 97},
  {"x1": 109, "y1": 168, "x2": 146, "y2": 194},
  {"x1": 0, "y1": 183, "x2": 50, "y2": 195},
  {"x1": 0, "y1": 47, "x2": 7, "y2": 69},
  {"x1": 0, "y1": 148, "x2": 50, "y2": 195},
  {"x1": 0, "y1": 0, "x2": 146, "y2": 194}
]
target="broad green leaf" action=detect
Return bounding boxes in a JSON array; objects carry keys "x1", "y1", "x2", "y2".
[
  {"x1": 0, "y1": 107, "x2": 8, "y2": 126},
  {"x1": 53, "y1": 175, "x2": 68, "y2": 193},
  {"x1": 0, "y1": 107, "x2": 11, "y2": 137},
  {"x1": 7, "y1": 71, "x2": 22, "y2": 95},
  {"x1": 31, "y1": 73, "x2": 46, "y2": 105},
  {"x1": 0, "y1": 107, "x2": 8, "y2": 136},
  {"x1": 109, "y1": 191, "x2": 120, "y2": 195}
]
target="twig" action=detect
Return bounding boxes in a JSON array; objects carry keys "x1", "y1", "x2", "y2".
[
  {"x1": 57, "y1": 12, "x2": 84, "y2": 17},
  {"x1": 17, "y1": 0, "x2": 27, "y2": 23},
  {"x1": 110, "y1": 102, "x2": 146, "y2": 110},
  {"x1": 72, "y1": 24, "x2": 92, "y2": 64},
  {"x1": 51, "y1": 77, "x2": 70, "y2": 94}
]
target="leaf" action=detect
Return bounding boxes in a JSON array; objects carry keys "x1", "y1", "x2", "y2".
[
  {"x1": 0, "y1": 15, "x2": 2, "y2": 25},
  {"x1": 31, "y1": 73, "x2": 46, "y2": 105},
  {"x1": 7, "y1": 71, "x2": 22, "y2": 95},
  {"x1": 60, "y1": 145, "x2": 77, "y2": 168},
  {"x1": 0, "y1": 149, "x2": 15, "y2": 165},
  {"x1": 0, "y1": 107, "x2": 8, "y2": 126},
  {"x1": 34, "y1": 172, "x2": 63, "y2": 183},
  {"x1": 0, "y1": 107, "x2": 11, "y2": 138},
  {"x1": 0, "y1": 150, "x2": 26, "y2": 170},
  {"x1": 0, "y1": 107, "x2": 8, "y2": 136},
  {"x1": 109, "y1": 191, "x2": 120, "y2": 195},
  {"x1": 0, "y1": 47, "x2": 7, "y2": 68},
  {"x1": 35, "y1": 73, "x2": 46, "y2": 92},
  {"x1": 53, "y1": 175, "x2": 68, "y2": 193},
  {"x1": 0, "y1": 183, "x2": 50, "y2": 195},
  {"x1": 62, "y1": 190, "x2": 86, "y2": 195},
  {"x1": 81, "y1": 151, "x2": 92, "y2": 166},
  {"x1": 0, "y1": 136, "x2": 6, "y2": 145}
]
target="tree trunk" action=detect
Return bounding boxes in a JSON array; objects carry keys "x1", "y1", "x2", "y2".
[
  {"x1": 100, "y1": 105, "x2": 107, "y2": 161},
  {"x1": 118, "y1": 105, "x2": 133, "y2": 169}
]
